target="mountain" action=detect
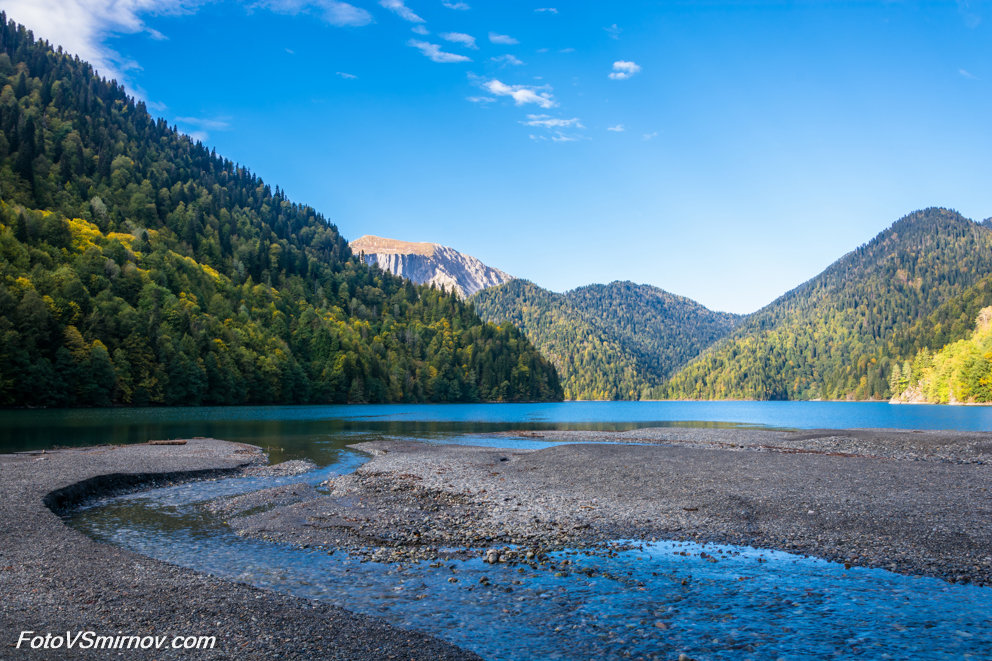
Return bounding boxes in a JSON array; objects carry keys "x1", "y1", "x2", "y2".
[
  {"x1": 0, "y1": 15, "x2": 562, "y2": 407},
  {"x1": 664, "y1": 208, "x2": 992, "y2": 401},
  {"x1": 471, "y1": 280, "x2": 740, "y2": 400},
  {"x1": 891, "y1": 306, "x2": 992, "y2": 404},
  {"x1": 469, "y1": 280, "x2": 647, "y2": 400},
  {"x1": 886, "y1": 274, "x2": 992, "y2": 361},
  {"x1": 564, "y1": 282, "x2": 741, "y2": 380},
  {"x1": 351, "y1": 235, "x2": 513, "y2": 299}
]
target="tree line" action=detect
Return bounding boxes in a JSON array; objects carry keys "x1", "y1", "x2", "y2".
[{"x1": 0, "y1": 15, "x2": 562, "y2": 407}]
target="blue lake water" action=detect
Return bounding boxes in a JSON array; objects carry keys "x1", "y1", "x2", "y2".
[
  {"x1": 10, "y1": 401, "x2": 992, "y2": 659},
  {"x1": 4, "y1": 400, "x2": 992, "y2": 455}
]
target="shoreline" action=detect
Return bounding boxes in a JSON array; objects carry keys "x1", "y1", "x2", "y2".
[
  {"x1": 4, "y1": 429, "x2": 991, "y2": 658},
  {"x1": 0, "y1": 439, "x2": 478, "y2": 660},
  {"x1": 220, "y1": 428, "x2": 992, "y2": 586}
]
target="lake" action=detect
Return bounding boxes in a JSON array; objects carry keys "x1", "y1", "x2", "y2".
[{"x1": 4, "y1": 400, "x2": 992, "y2": 456}]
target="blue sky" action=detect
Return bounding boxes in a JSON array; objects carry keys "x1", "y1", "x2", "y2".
[{"x1": 7, "y1": 0, "x2": 992, "y2": 313}]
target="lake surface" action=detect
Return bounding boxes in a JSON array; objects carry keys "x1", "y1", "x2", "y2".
[
  {"x1": 4, "y1": 400, "x2": 992, "y2": 455},
  {"x1": 12, "y1": 402, "x2": 992, "y2": 659}
]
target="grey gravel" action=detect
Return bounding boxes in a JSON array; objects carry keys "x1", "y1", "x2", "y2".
[
  {"x1": 509, "y1": 427, "x2": 992, "y2": 464},
  {"x1": 242, "y1": 458, "x2": 320, "y2": 477},
  {"x1": 0, "y1": 439, "x2": 479, "y2": 660},
  {"x1": 222, "y1": 430, "x2": 992, "y2": 586}
]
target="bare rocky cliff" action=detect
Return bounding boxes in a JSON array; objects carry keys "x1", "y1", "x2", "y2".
[{"x1": 350, "y1": 235, "x2": 514, "y2": 299}]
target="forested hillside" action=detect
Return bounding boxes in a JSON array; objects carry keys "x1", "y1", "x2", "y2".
[
  {"x1": 885, "y1": 275, "x2": 992, "y2": 361},
  {"x1": 0, "y1": 15, "x2": 562, "y2": 407},
  {"x1": 891, "y1": 307, "x2": 992, "y2": 404},
  {"x1": 565, "y1": 282, "x2": 740, "y2": 380},
  {"x1": 471, "y1": 279, "x2": 739, "y2": 399},
  {"x1": 471, "y1": 280, "x2": 648, "y2": 399},
  {"x1": 663, "y1": 208, "x2": 992, "y2": 400}
]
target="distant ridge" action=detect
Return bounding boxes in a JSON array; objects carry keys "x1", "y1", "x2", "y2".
[
  {"x1": 472, "y1": 279, "x2": 740, "y2": 400},
  {"x1": 351, "y1": 235, "x2": 514, "y2": 299},
  {"x1": 664, "y1": 207, "x2": 992, "y2": 401}
]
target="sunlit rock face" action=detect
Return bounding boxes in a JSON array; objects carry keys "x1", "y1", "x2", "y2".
[{"x1": 350, "y1": 235, "x2": 514, "y2": 299}]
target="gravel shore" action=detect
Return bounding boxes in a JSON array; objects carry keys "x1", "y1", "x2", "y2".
[
  {"x1": 0, "y1": 439, "x2": 478, "y2": 660},
  {"x1": 223, "y1": 428, "x2": 992, "y2": 586},
  {"x1": 5, "y1": 429, "x2": 990, "y2": 660}
]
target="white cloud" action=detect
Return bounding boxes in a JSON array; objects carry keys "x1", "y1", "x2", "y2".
[
  {"x1": 605, "y1": 23, "x2": 621, "y2": 39},
  {"x1": 336, "y1": 71, "x2": 358, "y2": 79},
  {"x1": 408, "y1": 40, "x2": 471, "y2": 63},
  {"x1": 609, "y1": 60, "x2": 641, "y2": 80},
  {"x1": 522, "y1": 114, "x2": 581, "y2": 129},
  {"x1": 957, "y1": 0, "x2": 981, "y2": 28},
  {"x1": 324, "y1": 1, "x2": 370, "y2": 25},
  {"x1": 380, "y1": 0, "x2": 424, "y2": 23},
  {"x1": 440, "y1": 32, "x2": 477, "y2": 48},
  {"x1": 411, "y1": 24, "x2": 429, "y2": 34},
  {"x1": 1, "y1": 0, "x2": 193, "y2": 84},
  {"x1": 535, "y1": 7, "x2": 557, "y2": 13},
  {"x1": 488, "y1": 32, "x2": 519, "y2": 45},
  {"x1": 529, "y1": 133, "x2": 579, "y2": 143},
  {"x1": 523, "y1": 114, "x2": 584, "y2": 143},
  {"x1": 442, "y1": 0, "x2": 470, "y2": 8},
  {"x1": 642, "y1": 131, "x2": 658, "y2": 141},
  {"x1": 467, "y1": 96, "x2": 495, "y2": 103},
  {"x1": 257, "y1": 0, "x2": 373, "y2": 26},
  {"x1": 174, "y1": 115, "x2": 231, "y2": 142},
  {"x1": 491, "y1": 54, "x2": 524, "y2": 66},
  {"x1": 2, "y1": 0, "x2": 370, "y2": 92},
  {"x1": 484, "y1": 79, "x2": 555, "y2": 108},
  {"x1": 174, "y1": 116, "x2": 231, "y2": 131},
  {"x1": 607, "y1": 124, "x2": 624, "y2": 132},
  {"x1": 959, "y1": 68, "x2": 979, "y2": 80}
]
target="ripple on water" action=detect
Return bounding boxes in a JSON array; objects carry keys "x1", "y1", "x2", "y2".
[{"x1": 69, "y1": 458, "x2": 992, "y2": 661}]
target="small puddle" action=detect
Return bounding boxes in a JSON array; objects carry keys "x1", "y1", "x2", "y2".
[{"x1": 68, "y1": 439, "x2": 992, "y2": 660}]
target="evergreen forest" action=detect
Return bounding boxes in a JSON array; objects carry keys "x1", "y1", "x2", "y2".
[
  {"x1": 472, "y1": 280, "x2": 739, "y2": 399},
  {"x1": 663, "y1": 208, "x2": 992, "y2": 400},
  {"x1": 891, "y1": 306, "x2": 992, "y2": 404},
  {"x1": 0, "y1": 15, "x2": 562, "y2": 407}
]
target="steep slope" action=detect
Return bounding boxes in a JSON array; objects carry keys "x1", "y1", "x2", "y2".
[
  {"x1": 664, "y1": 208, "x2": 992, "y2": 400},
  {"x1": 891, "y1": 307, "x2": 992, "y2": 404},
  {"x1": 471, "y1": 280, "x2": 739, "y2": 400},
  {"x1": 351, "y1": 235, "x2": 513, "y2": 299},
  {"x1": 886, "y1": 274, "x2": 992, "y2": 360},
  {"x1": 565, "y1": 282, "x2": 740, "y2": 380},
  {"x1": 0, "y1": 16, "x2": 562, "y2": 406},
  {"x1": 469, "y1": 280, "x2": 648, "y2": 400}
]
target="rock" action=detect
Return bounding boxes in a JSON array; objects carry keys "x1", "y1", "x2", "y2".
[{"x1": 350, "y1": 235, "x2": 514, "y2": 299}]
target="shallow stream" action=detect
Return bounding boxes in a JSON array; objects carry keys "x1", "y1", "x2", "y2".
[{"x1": 68, "y1": 424, "x2": 992, "y2": 660}]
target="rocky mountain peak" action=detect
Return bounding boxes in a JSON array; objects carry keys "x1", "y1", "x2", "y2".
[{"x1": 350, "y1": 235, "x2": 514, "y2": 299}]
